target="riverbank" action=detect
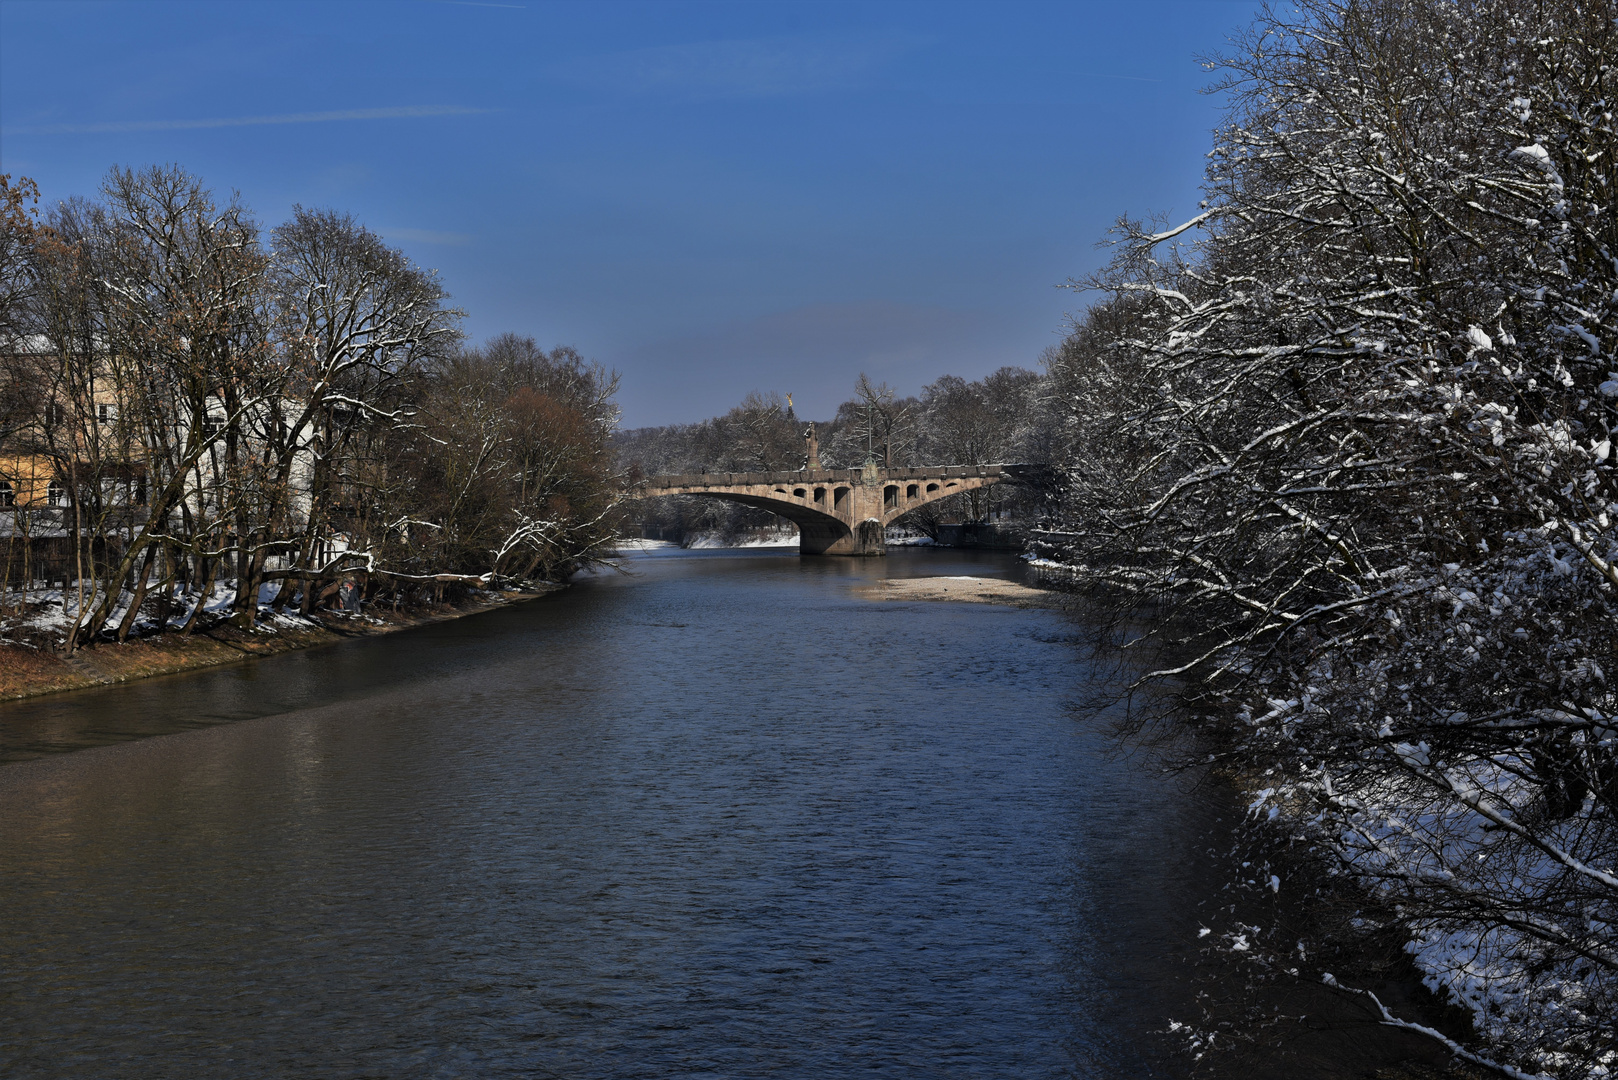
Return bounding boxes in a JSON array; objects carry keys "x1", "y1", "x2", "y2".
[{"x1": 0, "y1": 585, "x2": 564, "y2": 704}]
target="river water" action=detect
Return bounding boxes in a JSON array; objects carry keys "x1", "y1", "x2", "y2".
[{"x1": 0, "y1": 549, "x2": 1432, "y2": 1078}]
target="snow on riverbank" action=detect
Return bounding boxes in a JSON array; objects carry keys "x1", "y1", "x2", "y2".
[
  {"x1": 611, "y1": 539, "x2": 679, "y2": 552},
  {"x1": 683, "y1": 532, "x2": 800, "y2": 549},
  {"x1": 0, "y1": 581, "x2": 327, "y2": 649},
  {"x1": 0, "y1": 582, "x2": 558, "y2": 703}
]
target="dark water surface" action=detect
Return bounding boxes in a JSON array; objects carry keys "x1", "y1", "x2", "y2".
[{"x1": 0, "y1": 549, "x2": 1423, "y2": 1078}]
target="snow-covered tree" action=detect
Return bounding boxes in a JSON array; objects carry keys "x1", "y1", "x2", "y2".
[{"x1": 1045, "y1": 0, "x2": 1616, "y2": 1072}]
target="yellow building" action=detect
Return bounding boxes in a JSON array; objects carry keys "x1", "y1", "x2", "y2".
[{"x1": 0, "y1": 453, "x2": 64, "y2": 510}]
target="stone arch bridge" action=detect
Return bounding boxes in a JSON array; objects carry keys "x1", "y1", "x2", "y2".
[{"x1": 631, "y1": 462, "x2": 1028, "y2": 555}]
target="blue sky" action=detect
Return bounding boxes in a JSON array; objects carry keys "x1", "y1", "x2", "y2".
[{"x1": 0, "y1": 0, "x2": 1258, "y2": 426}]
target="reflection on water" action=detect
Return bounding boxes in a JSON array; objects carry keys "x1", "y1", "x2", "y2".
[
  {"x1": 0, "y1": 549, "x2": 1423, "y2": 1077},
  {"x1": 0, "y1": 550, "x2": 1024, "y2": 765}
]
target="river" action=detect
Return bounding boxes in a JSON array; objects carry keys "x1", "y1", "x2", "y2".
[{"x1": 0, "y1": 548, "x2": 1435, "y2": 1078}]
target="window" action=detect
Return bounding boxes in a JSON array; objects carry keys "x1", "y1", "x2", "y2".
[
  {"x1": 47, "y1": 480, "x2": 65, "y2": 507},
  {"x1": 45, "y1": 401, "x2": 65, "y2": 427},
  {"x1": 98, "y1": 403, "x2": 115, "y2": 422},
  {"x1": 0, "y1": 480, "x2": 12, "y2": 508}
]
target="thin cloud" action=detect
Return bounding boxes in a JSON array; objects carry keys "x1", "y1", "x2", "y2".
[
  {"x1": 381, "y1": 227, "x2": 473, "y2": 247},
  {"x1": 4, "y1": 105, "x2": 491, "y2": 137}
]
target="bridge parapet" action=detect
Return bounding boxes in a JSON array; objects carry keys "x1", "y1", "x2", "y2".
[{"x1": 639, "y1": 463, "x2": 1006, "y2": 491}]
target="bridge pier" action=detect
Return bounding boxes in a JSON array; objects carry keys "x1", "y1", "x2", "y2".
[
  {"x1": 799, "y1": 515, "x2": 886, "y2": 556},
  {"x1": 854, "y1": 517, "x2": 886, "y2": 556}
]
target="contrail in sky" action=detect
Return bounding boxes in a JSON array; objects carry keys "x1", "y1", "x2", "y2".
[{"x1": 4, "y1": 105, "x2": 491, "y2": 136}]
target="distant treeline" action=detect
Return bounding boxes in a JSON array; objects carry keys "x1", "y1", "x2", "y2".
[
  {"x1": 0, "y1": 166, "x2": 620, "y2": 649},
  {"x1": 615, "y1": 369, "x2": 1059, "y2": 542}
]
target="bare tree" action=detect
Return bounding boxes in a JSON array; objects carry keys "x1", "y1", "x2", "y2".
[
  {"x1": 0, "y1": 175, "x2": 40, "y2": 408},
  {"x1": 847, "y1": 373, "x2": 913, "y2": 467},
  {"x1": 263, "y1": 205, "x2": 461, "y2": 617},
  {"x1": 717, "y1": 390, "x2": 799, "y2": 471},
  {"x1": 74, "y1": 166, "x2": 278, "y2": 646}
]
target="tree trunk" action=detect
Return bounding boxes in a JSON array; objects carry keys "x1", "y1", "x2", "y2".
[
  {"x1": 181, "y1": 555, "x2": 215, "y2": 635},
  {"x1": 114, "y1": 541, "x2": 158, "y2": 643}
]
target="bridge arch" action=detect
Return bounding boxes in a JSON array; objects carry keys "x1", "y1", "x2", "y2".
[{"x1": 630, "y1": 464, "x2": 1011, "y2": 555}]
